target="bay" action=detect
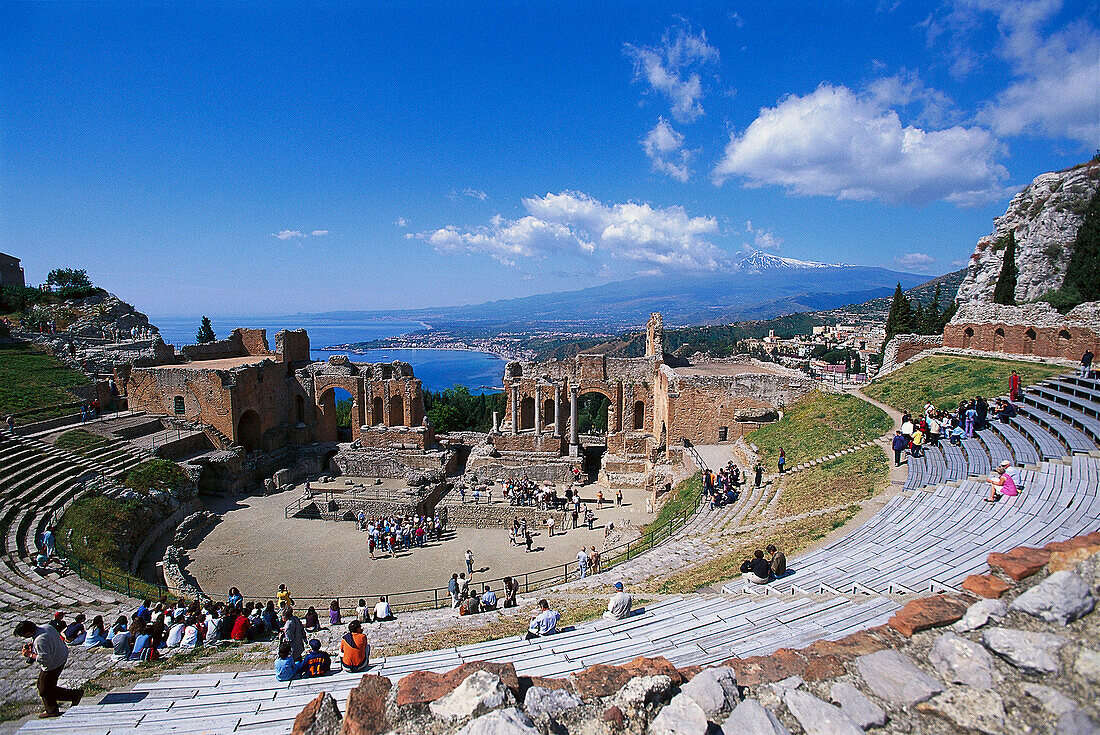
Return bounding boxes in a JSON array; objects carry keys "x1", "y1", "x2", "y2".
[{"x1": 150, "y1": 315, "x2": 505, "y2": 394}]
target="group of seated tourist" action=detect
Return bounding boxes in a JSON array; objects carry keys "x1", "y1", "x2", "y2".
[
  {"x1": 273, "y1": 618, "x2": 372, "y2": 681},
  {"x1": 739, "y1": 545, "x2": 788, "y2": 587},
  {"x1": 456, "y1": 577, "x2": 520, "y2": 615},
  {"x1": 895, "y1": 395, "x2": 1011, "y2": 462},
  {"x1": 500, "y1": 475, "x2": 575, "y2": 509},
  {"x1": 356, "y1": 513, "x2": 445, "y2": 557},
  {"x1": 703, "y1": 462, "x2": 743, "y2": 508}
]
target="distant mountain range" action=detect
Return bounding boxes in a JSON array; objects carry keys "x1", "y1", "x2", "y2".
[{"x1": 316, "y1": 251, "x2": 930, "y2": 331}]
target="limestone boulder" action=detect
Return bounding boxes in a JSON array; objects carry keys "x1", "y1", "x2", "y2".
[
  {"x1": 1009, "y1": 570, "x2": 1096, "y2": 624},
  {"x1": 428, "y1": 670, "x2": 514, "y2": 721},
  {"x1": 981, "y1": 627, "x2": 1067, "y2": 673}
]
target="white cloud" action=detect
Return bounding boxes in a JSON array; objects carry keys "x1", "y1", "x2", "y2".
[
  {"x1": 625, "y1": 24, "x2": 719, "y2": 123},
  {"x1": 410, "y1": 191, "x2": 726, "y2": 272},
  {"x1": 928, "y1": 0, "x2": 1099, "y2": 146},
  {"x1": 394, "y1": 217, "x2": 409, "y2": 228},
  {"x1": 641, "y1": 118, "x2": 692, "y2": 182},
  {"x1": 450, "y1": 188, "x2": 488, "y2": 201},
  {"x1": 713, "y1": 83, "x2": 1009, "y2": 206},
  {"x1": 272, "y1": 229, "x2": 329, "y2": 240},
  {"x1": 865, "y1": 70, "x2": 958, "y2": 127},
  {"x1": 743, "y1": 220, "x2": 781, "y2": 251},
  {"x1": 896, "y1": 252, "x2": 936, "y2": 271}
]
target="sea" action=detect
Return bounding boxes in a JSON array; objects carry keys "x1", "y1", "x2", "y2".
[{"x1": 151, "y1": 316, "x2": 506, "y2": 395}]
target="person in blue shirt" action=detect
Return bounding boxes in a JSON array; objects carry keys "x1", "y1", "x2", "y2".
[
  {"x1": 134, "y1": 601, "x2": 150, "y2": 625},
  {"x1": 299, "y1": 640, "x2": 331, "y2": 678},
  {"x1": 228, "y1": 587, "x2": 243, "y2": 608},
  {"x1": 480, "y1": 585, "x2": 497, "y2": 611},
  {"x1": 274, "y1": 641, "x2": 301, "y2": 681}
]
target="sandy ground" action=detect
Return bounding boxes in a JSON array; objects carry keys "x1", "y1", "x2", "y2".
[{"x1": 184, "y1": 482, "x2": 653, "y2": 605}]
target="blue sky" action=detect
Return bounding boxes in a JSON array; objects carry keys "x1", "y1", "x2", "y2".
[{"x1": 2, "y1": 1, "x2": 1097, "y2": 319}]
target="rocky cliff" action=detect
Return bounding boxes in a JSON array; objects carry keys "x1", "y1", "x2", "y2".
[{"x1": 956, "y1": 160, "x2": 1100, "y2": 304}]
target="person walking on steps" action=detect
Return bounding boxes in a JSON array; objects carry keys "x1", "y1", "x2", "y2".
[
  {"x1": 754, "y1": 463, "x2": 763, "y2": 487},
  {"x1": 16, "y1": 620, "x2": 83, "y2": 718},
  {"x1": 891, "y1": 430, "x2": 908, "y2": 467},
  {"x1": 777, "y1": 448, "x2": 786, "y2": 474}
]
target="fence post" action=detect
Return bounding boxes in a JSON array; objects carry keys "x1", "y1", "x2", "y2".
[
  {"x1": 126, "y1": 577, "x2": 131, "y2": 597},
  {"x1": 524, "y1": 573, "x2": 529, "y2": 593},
  {"x1": 434, "y1": 589, "x2": 438, "y2": 609}
]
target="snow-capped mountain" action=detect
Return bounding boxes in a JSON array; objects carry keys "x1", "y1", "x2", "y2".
[{"x1": 732, "y1": 249, "x2": 839, "y2": 271}]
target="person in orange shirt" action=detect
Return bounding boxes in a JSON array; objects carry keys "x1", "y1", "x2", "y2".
[{"x1": 340, "y1": 621, "x2": 369, "y2": 673}]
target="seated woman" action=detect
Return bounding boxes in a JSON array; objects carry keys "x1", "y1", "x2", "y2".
[
  {"x1": 304, "y1": 606, "x2": 320, "y2": 631},
  {"x1": 165, "y1": 615, "x2": 186, "y2": 648},
  {"x1": 985, "y1": 465, "x2": 1019, "y2": 502},
  {"x1": 355, "y1": 599, "x2": 371, "y2": 624},
  {"x1": 339, "y1": 621, "x2": 370, "y2": 673},
  {"x1": 329, "y1": 600, "x2": 341, "y2": 626},
  {"x1": 180, "y1": 617, "x2": 201, "y2": 649},
  {"x1": 228, "y1": 587, "x2": 243, "y2": 609},
  {"x1": 262, "y1": 601, "x2": 279, "y2": 634},
  {"x1": 111, "y1": 624, "x2": 133, "y2": 661},
  {"x1": 274, "y1": 640, "x2": 301, "y2": 681},
  {"x1": 82, "y1": 615, "x2": 108, "y2": 648}
]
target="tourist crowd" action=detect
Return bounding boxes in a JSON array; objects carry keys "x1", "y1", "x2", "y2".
[
  {"x1": 702, "y1": 462, "x2": 743, "y2": 508},
  {"x1": 355, "y1": 512, "x2": 446, "y2": 557}
]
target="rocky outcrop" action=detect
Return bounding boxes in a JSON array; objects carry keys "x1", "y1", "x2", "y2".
[
  {"x1": 956, "y1": 161, "x2": 1100, "y2": 304},
  {"x1": 292, "y1": 533, "x2": 1100, "y2": 735}
]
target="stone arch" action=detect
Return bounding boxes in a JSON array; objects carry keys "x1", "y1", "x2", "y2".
[
  {"x1": 372, "y1": 396, "x2": 384, "y2": 425},
  {"x1": 993, "y1": 328, "x2": 1005, "y2": 352},
  {"x1": 1058, "y1": 329, "x2": 1073, "y2": 354},
  {"x1": 237, "y1": 410, "x2": 262, "y2": 452},
  {"x1": 1022, "y1": 328, "x2": 1037, "y2": 355},
  {"x1": 633, "y1": 400, "x2": 645, "y2": 430},
  {"x1": 173, "y1": 395, "x2": 186, "y2": 416},
  {"x1": 520, "y1": 396, "x2": 536, "y2": 431},
  {"x1": 542, "y1": 398, "x2": 555, "y2": 428},
  {"x1": 388, "y1": 394, "x2": 405, "y2": 426},
  {"x1": 315, "y1": 386, "x2": 352, "y2": 443},
  {"x1": 962, "y1": 327, "x2": 974, "y2": 348},
  {"x1": 578, "y1": 390, "x2": 611, "y2": 435}
]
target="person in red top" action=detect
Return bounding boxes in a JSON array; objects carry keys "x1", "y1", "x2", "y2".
[
  {"x1": 1009, "y1": 370, "x2": 1021, "y2": 401},
  {"x1": 230, "y1": 610, "x2": 250, "y2": 640}
]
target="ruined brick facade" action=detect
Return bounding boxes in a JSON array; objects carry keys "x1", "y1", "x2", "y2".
[{"x1": 942, "y1": 302, "x2": 1100, "y2": 361}]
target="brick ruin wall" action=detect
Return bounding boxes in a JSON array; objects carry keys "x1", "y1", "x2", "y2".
[
  {"x1": 179, "y1": 327, "x2": 273, "y2": 362},
  {"x1": 661, "y1": 366, "x2": 814, "y2": 445},
  {"x1": 465, "y1": 456, "x2": 580, "y2": 484},
  {"x1": 333, "y1": 447, "x2": 456, "y2": 478},
  {"x1": 942, "y1": 301, "x2": 1100, "y2": 361},
  {"x1": 879, "y1": 334, "x2": 944, "y2": 375}
]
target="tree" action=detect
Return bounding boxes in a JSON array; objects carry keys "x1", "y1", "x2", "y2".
[
  {"x1": 46, "y1": 268, "x2": 92, "y2": 291},
  {"x1": 912, "y1": 301, "x2": 925, "y2": 333},
  {"x1": 883, "y1": 283, "x2": 913, "y2": 344},
  {"x1": 992, "y1": 231, "x2": 1018, "y2": 305},
  {"x1": 196, "y1": 316, "x2": 216, "y2": 344},
  {"x1": 852, "y1": 351, "x2": 862, "y2": 375},
  {"x1": 1057, "y1": 185, "x2": 1100, "y2": 309},
  {"x1": 924, "y1": 284, "x2": 942, "y2": 333}
]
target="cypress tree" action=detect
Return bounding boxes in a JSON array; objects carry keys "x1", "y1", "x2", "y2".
[
  {"x1": 1059, "y1": 185, "x2": 1100, "y2": 308},
  {"x1": 884, "y1": 284, "x2": 912, "y2": 343},
  {"x1": 925, "y1": 284, "x2": 941, "y2": 333},
  {"x1": 196, "y1": 316, "x2": 216, "y2": 343},
  {"x1": 912, "y1": 301, "x2": 925, "y2": 334},
  {"x1": 992, "y1": 231, "x2": 1018, "y2": 305}
]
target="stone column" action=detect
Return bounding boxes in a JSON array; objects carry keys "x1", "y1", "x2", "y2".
[
  {"x1": 491, "y1": 411, "x2": 499, "y2": 434},
  {"x1": 511, "y1": 386, "x2": 519, "y2": 435},
  {"x1": 569, "y1": 386, "x2": 579, "y2": 451},
  {"x1": 553, "y1": 386, "x2": 561, "y2": 436},
  {"x1": 534, "y1": 384, "x2": 542, "y2": 435}
]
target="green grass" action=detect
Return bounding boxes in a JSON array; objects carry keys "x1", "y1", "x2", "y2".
[
  {"x1": 645, "y1": 472, "x2": 701, "y2": 533},
  {"x1": 54, "y1": 428, "x2": 110, "y2": 455},
  {"x1": 748, "y1": 391, "x2": 892, "y2": 470},
  {"x1": 0, "y1": 342, "x2": 90, "y2": 418},
  {"x1": 649, "y1": 505, "x2": 862, "y2": 593},
  {"x1": 863, "y1": 354, "x2": 1065, "y2": 414},
  {"x1": 55, "y1": 494, "x2": 169, "y2": 600},
  {"x1": 124, "y1": 459, "x2": 191, "y2": 494},
  {"x1": 776, "y1": 446, "x2": 890, "y2": 518}
]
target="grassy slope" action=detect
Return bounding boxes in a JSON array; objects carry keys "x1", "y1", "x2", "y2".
[
  {"x1": 650, "y1": 505, "x2": 862, "y2": 593},
  {"x1": 0, "y1": 342, "x2": 90, "y2": 416},
  {"x1": 646, "y1": 472, "x2": 701, "y2": 532},
  {"x1": 863, "y1": 354, "x2": 1065, "y2": 413},
  {"x1": 748, "y1": 391, "x2": 892, "y2": 470},
  {"x1": 54, "y1": 428, "x2": 110, "y2": 455},
  {"x1": 776, "y1": 446, "x2": 890, "y2": 518}
]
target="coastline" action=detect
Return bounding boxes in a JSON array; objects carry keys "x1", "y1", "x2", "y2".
[{"x1": 318, "y1": 342, "x2": 520, "y2": 362}]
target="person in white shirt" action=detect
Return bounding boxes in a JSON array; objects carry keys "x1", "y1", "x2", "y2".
[
  {"x1": 577, "y1": 548, "x2": 589, "y2": 578},
  {"x1": 373, "y1": 596, "x2": 393, "y2": 621},
  {"x1": 604, "y1": 582, "x2": 632, "y2": 620},
  {"x1": 524, "y1": 599, "x2": 561, "y2": 640},
  {"x1": 180, "y1": 620, "x2": 201, "y2": 649},
  {"x1": 165, "y1": 616, "x2": 186, "y2": 648},
  {"x1": 204, "y1": 611, "x2": 220, "y2": 645}
]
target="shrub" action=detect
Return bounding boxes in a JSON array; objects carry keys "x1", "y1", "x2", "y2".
[{"x1": 124, "y1": 459, "x2": 190, "y2": 494}]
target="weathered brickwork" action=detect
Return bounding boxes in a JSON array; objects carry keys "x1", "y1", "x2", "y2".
[{"x1": 943, "y1": 302, "x2": 1100, "y2": 360}]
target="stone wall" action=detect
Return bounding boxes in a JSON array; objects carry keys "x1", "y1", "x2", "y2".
[
  {"x1": 943, "y1": 301, "x2": 1100, "y2": 360},
  {"x1": 179, "y1": 327, "x2": 273, "y2": 362},
  {"x1": 442, "y1": 502, "x2": 566, "y2": 529},
  {"x1": 879, "y1": 334, "x2": 944, "y2": 375},
  {"x1": 333, "y1": 447, "x2": 455, "y2": 478},
  {"x1": 356, "y1": 425, "x2": 434, "y2": 451},
  {"x1": 465, "y1": 456, "x2": 580, "y2": 483}
]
